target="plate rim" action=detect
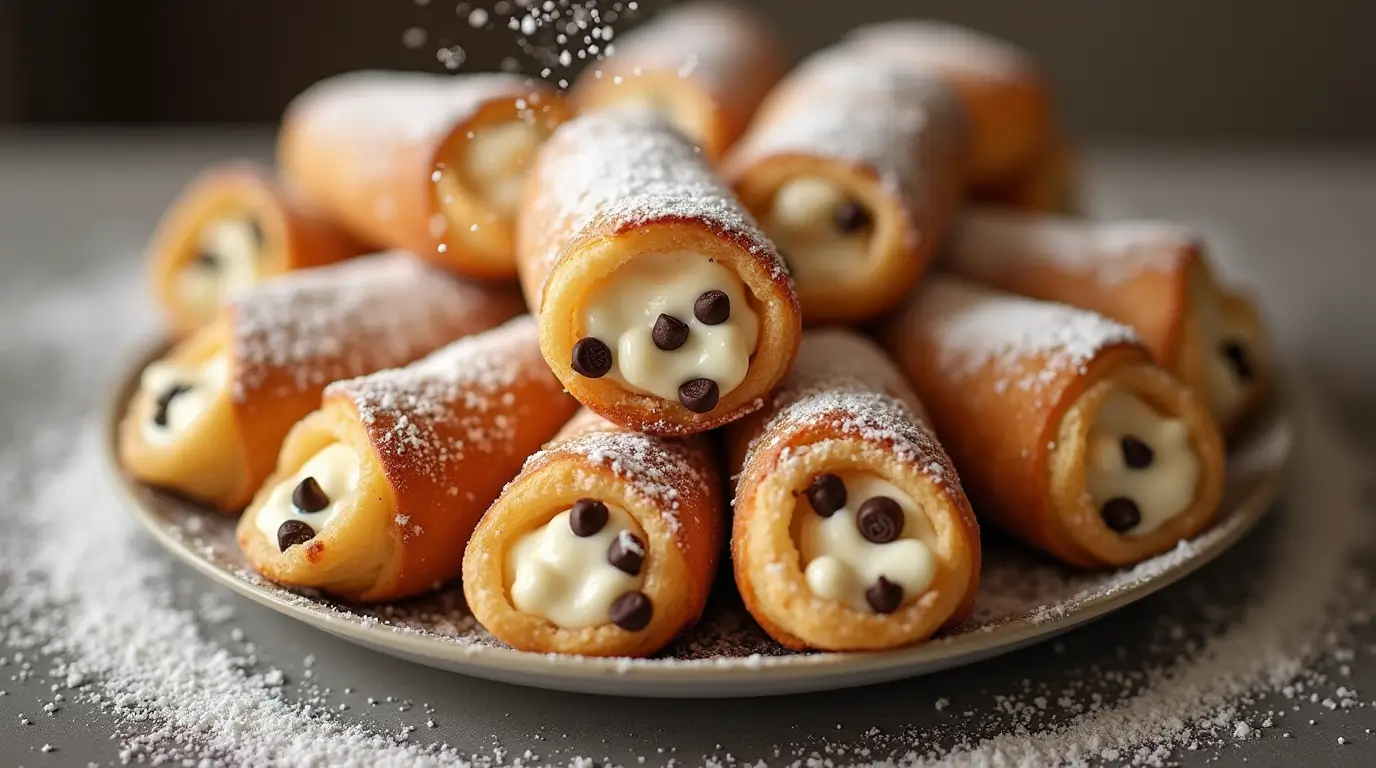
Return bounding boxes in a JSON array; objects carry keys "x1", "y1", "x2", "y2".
[{"x1": 103, "y1": 341, "x2": 1293, "y2": 696}]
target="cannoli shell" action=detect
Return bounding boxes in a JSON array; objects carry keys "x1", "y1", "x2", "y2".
[{"x1": 463, "y1": 409, "x2": 722, "y2": 656}]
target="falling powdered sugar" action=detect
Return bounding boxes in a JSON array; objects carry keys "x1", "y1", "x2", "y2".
[
  {"x1": 585, "y1": 2, "x2": 774, "y2": 96},
  {"x1": 950, "y1": 207, "x2": 1200, "y2": 286}
]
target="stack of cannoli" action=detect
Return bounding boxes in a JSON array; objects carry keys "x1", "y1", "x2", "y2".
[{"x1": 117, "y1": 1, "x2": 1273, "y2": 659}]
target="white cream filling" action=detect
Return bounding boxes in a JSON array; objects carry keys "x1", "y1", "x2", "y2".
[
  {"x1": 254, "y1": 443, "x2": 361, "y2": 545},
  {"x1": 138, "y1": 355, "x2": 230, "y2": 444},
  {"x1": 581, "y1": 251, "x2": 759, "y2": 402},
  {"x1": 1085, "y1": 392, "x2": 1201, "y2": 537},
  {"x1": 766, "y1": 177, "x2": 872, "y2": 283},
  {"x1": 464, "y1": 120, "x2": 543, "y2": 216},
  {"x1": 505, "y1": 505, "x2": 645, "y2": 629},
  {"x1": 795, "y1": 473, "x2": 936, "y2": 612},
  {"x1": 175, "y1": 218, "x2": 262, "y2": 315},
  {"x1": 1192, "y1": 274, "x2": 1257, "y2": 426}
]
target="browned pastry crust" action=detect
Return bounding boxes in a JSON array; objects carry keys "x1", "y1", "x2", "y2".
[
  {"x1": 463, "y1": 410, "x2": 722, "y2": 657},
  {"x1": 279, "y1": 71, "x2": 570, "y2": 279},
  {"x1": 847, "y1": 21, "x2": 1054, "y2": 189},
  {"x1": 571, "y1": 2, "x2": 787, "y2": 163},
  {"x1": 724, "y1": 46, "x2": 969, "y2": 324},
  {"x1": 119, "y1": 254, "x2": 523, "y2": 513},
  {"x1": 517, "y1": 110, "x2": 801, "y2": 435},
  {"x1": 725, "y1": 330, "x2": 981, "y2": 650},
  {"x1": 238, "y1": 317, "x2": 579, "y2": 602},
  {"x1": 878, "y1": 276, "x2": 1227, "y2": 567},
  {"x1": 944, "y1": 208, "x2": 1271, "y2": 433},
  {"x1": 148, "y1": 162, "x2": 366, "y2": 337}
]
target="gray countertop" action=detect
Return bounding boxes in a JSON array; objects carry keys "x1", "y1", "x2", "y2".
[{"x1": 1, "y1": 132, "x2": 1374, "y2": 766}]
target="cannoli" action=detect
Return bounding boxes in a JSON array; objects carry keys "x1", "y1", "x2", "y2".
[
  {"x1": 724, "y1": 329, "x2": 980, "y2": 651},
  {"x1": 517, "y1": 110, "x2": 801, "y2": 435},
  {"x1": 943, "y1": 208, "x2": 1271, "y2": 433},
  {"x1": 463, "y1": 409, "x2": 722, "y2": 657},
  {"x1": 878, "y1": 276, "x2": 1227, "y2": 567},
  {"x1": 846, "y1": 21, "x2": 1053, "y2": 189},
  {"x1": 724, "y1": 47, "x2": 968, "y2": 324},
  {"x1": 971, "y1": 139, "x2": 1079, "y2": 214},
  {"x1": 571, "y1": 1, "x2": 787, "y2": 163},
  {"x1": 119, "y1": 254, "x2": 523, "y2": 513},
  {"x1": 149, "y1": 162, "x2": 367, "y2": 337},
  {"x1": 279, "y1": 71, "x2": 570, "y2": 280},
  {"x1": 237, "y1": 316, "x2": 578, "y2": 603}
]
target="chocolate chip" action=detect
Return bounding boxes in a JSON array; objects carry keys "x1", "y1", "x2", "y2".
[
  {"x1": 292, "y1": 477, "x2": 330, "y2": 513},
  {"x1": 1101, "y1": 497, "x2": 1142, "y2": 532},
  {"x1": 678, "y1": 378, "x2": 719, "y2": 413},
  {"x1": 568, "y1": 498, "x2": 609, "y2": 537},
  {"x1": 857, "y1": 497, "x2": 905, "y2": 544},
  {"x1": 193, "y1": 250, "x2": 220, "y2": 270},
  {"x1": 693, "y1": 290, "x2": 731, "y2": 325},
  {"x1": 246, "y1": 218, "x2": 265, "y2": 247},
  {"x1": 865, "y1": 576, "x2": 904, "y2": 614},
  {"x1": 834, "y1": 200, "x2": 872, "y2": 234},
  {"x1": 1219, "y1": 340, "x2": 1255, "y2": 381},
  {"x1": 152, "y1": 384, "x2": 192, "y2": 428},
  {"x1": 652, "y1": 314, "x2": 689, "y2": 351},
  {"x1": 805, "y1": 474, "x2": 847, "y2": 517},
  {"x1": 1121, "y1": 436, "x2": 1155, "y2": 470},
  {"x1": 277, "y1": 520, "x2": 316, "y2": 551},
  {"x1": 609, "y1": 591, "x2": 653, "y2": 631},
  {"x1": 607, "y1": 532, "x2": 646, "y2": 575},
  {"x1": 571, "y1": 337, "x2": 612, "y2": 378}
]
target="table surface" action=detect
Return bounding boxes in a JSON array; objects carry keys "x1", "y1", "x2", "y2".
[{"x1": 1, "y1": 132, "x2": 1374, "y2": 766}]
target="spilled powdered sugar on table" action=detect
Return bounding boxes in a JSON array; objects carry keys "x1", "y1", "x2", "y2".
[{"x1": 1, "y1": 265, "x2": 1374, "y2": 763}]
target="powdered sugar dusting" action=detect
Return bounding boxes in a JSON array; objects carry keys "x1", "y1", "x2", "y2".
[
  {"x1": 525, "y1": 110, "x2": 784, "y2": 293},
  {"x1": 286, "y1": 70, "x2": 535, "y2": 147},
  {"x1": 328, "y1": 316, "x2": 542, "y2": 485},
  {"x1": 757, "y1": 330, "x2": 955, "y2": 485},
  {"x1": 952, "y1": 207, "x2": 1199, "y2": 286},
  {"x1": 728, "y1": 47, "x2": 966, "y2": 223},
  {"x1": 847, "y1": 20, "x2": 1038, "y2": 81},
  {"x1": 904, "y1": 276, "x2": 1140, "y2": 390},
  {"x1": 542, "y1": 430, "x2": 704, "y2": 535},
  {"x1": 231, "y1": 253, "x2": 507, "y2": 401},
  {"x1": 587, "y1": 2, "x2": 774, "y2": 96}
]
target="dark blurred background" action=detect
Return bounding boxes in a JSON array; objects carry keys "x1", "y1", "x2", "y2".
[{"x1": 2, "y1": 0, "x2": 1375, "y2": 139}]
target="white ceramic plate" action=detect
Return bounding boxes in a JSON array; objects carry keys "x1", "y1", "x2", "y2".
[{"x1": 105, "y1": 348, "x2": 1293, "y2": 697}]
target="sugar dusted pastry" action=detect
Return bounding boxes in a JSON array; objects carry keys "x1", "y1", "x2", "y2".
[
  {"x1": 149, "y1": 162, "x2": 366, "y2": 337},
  {"x1": 725, "y1": 329, "x2": 980, "y2": 651},
  {"x1": 279, "y1": 71, "x2": 570, "y2": 279},
  {"x1": 463, "y1": 409, "x2": 722, "y2": 657},
  {"x1": 879, "y1": 277, "x2": 1227, "y2": 567},
  {"x1": 238, "y1": 317, "x2": 578, "y2": 603},
  {"x1": 517, "y1": 110, "x2": 801, "y2": 435},
  {"x1": 847, "y1": 21, "x2": 1052, "y2": 190},
  {"x1": 572, "y1": 1, "x2": 787, "y2": 163},
  {"x1": 944, "y1": 208, "x2": 1271, "y2": 433},
  {"x1": 724, "y1": 46, "x2": 968, "y2": 323},
  {"x1": 119, "y1": 254, "x2": 523, "y2": 513}
]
